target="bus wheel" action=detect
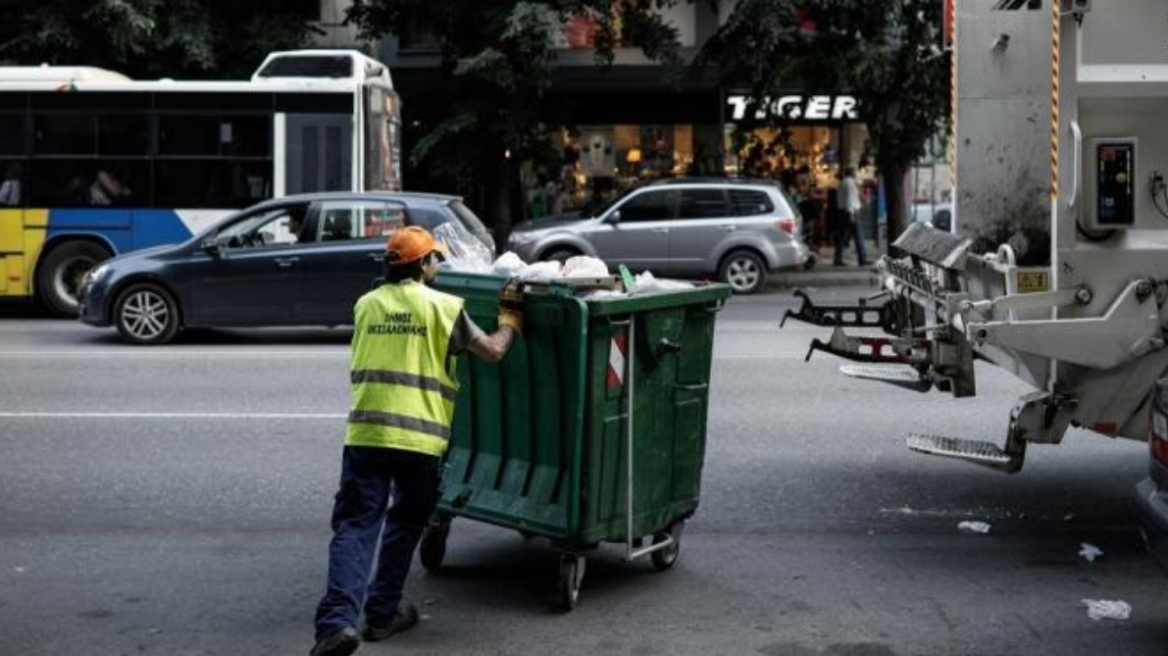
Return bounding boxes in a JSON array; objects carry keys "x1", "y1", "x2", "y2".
[
  {"x1": 37, "y1": 241, "x2": 112, "y2": 317},
  {"x1": 114, "y1": 283, "x2": 181, "y2": 345}
]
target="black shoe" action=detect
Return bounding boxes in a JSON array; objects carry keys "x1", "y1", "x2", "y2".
[
  {"x1": 362, "y1": 603, "x2": 419, "y2": 642},
  {"x1": 310, "y1": 626, "x2": 360, "y2": 656}
]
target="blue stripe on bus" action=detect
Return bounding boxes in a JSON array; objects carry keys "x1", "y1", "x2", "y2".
[{"x1": 45, "y1": 209, "x2": 194, "y2": 255}]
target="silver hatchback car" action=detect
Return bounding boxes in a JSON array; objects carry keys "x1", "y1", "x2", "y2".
[{"x1": 505, "y1": 178, "x2": 813, "y2": 293}]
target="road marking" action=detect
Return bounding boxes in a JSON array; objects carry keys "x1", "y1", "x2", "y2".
[
  {"x1": 0, "y1": 412, "x2": 345, "y2": 419},
  {"x1": 0, "y1": 350, "x2": 813, "y2": 361},
  {"x1": 0, "y1": 351, "x2": 347, "y2": 358}
]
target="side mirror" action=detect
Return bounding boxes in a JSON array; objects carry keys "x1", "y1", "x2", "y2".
[
  {"x1": 200, "y1": 237, "x2": 223, "y2": 258},
  {"x1": 603, "y1": 210, "x2": 621, "y2": 225}
]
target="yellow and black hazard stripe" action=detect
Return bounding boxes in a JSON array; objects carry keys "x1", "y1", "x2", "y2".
[
  {"x1": 993, "y1": 0, "x2": 1040, "y2": 10},
  {"x1": 1050, "y1": 0, "x2": 1060, "y2": 201},
  {"x1": 949, "y1": 0, "x2": 958, "y2": 196}
]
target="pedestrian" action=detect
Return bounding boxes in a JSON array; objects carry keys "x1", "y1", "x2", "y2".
[
  {"x1": 833, "y1": 166, "x2": 868, "y2": 266},
  {"x1": 0, "y1": 162, "x2": 21, "y2": 206},
  {"x1": 311, "y1": 225, "x2": 523, "y2": 656},
  {"x1": 542, "y1": 174, "x2": 559, "y2": 217}
]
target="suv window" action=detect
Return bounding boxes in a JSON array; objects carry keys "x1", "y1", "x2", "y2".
[
  {"x1": 679, "y1": 188, "x2": 729, "y2": 219},
  {"x1": 728, "y1": 189, "x2": 774, "y2": 216},
  {"x1": 619, "y1": 189, "x2": 674, "y2": 222}
]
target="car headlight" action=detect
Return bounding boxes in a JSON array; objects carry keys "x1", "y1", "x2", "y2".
[{"x1": 508, "y1": 232, "x2": 540, "y2": 245}]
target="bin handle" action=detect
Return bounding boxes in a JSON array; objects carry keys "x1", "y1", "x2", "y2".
[
  {"x1": 658, "y1": 338, "x2": 682, "y2": 354},
  {"x1": 606, "y1": 315, "x2": 632, "y2": 327},
  {"x1": 674, "y1": 382, "x2": 708, "y2": 391},
  {"x1": 704, "y1": 300, "x2": 726, "y2": 314}
]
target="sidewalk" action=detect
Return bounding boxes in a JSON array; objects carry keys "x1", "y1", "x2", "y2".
[{"x1": 768, "y1": 240, "x2": 881, "y2": 290}]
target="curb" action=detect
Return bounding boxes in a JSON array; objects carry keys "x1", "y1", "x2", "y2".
[{"x1": 768, "y1": 266, "x2": 879, "y2": 290}]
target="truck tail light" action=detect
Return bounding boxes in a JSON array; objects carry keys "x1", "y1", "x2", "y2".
[
  {"x1": 777, "y1": 217, "x2": 797, "y2": 235},
  {"x1": 1152, "y1": 406, "x2": 1168, "y2": 467}
]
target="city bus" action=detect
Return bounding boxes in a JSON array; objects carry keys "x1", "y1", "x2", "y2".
[{"x1": 0, "y1": 49, "x2": 402, "y2": 316}]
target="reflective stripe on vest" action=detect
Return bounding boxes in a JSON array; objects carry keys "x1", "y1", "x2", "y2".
[
  {"x1": 345, "y1": 280, "x2": 463, "y2": 456},
  {"x1": 350, "y1": 369, "x2": 458, "y2": 403}
]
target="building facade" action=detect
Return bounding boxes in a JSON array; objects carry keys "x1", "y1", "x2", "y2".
[{"x1": 314, "y1": 1, "x2": 878, "y2": 226}]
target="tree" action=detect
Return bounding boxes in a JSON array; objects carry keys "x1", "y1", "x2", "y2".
[
  {"x1": 702, "y1": 0, "x2": 949, "y2": 244},
  {"x1": 344, "y1": 0, "x2": 685, "y2": 239},
  {"x1": 0, "y1": 0, "x2": 318, "y2": 79}
]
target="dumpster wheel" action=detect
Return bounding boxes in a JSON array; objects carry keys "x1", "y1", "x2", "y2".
[
  {"x1": 558, "y1": 554, "x2": 586, "y2": 611},
  {"x1": 420, "y1": 519, "x2": 451, "y2": 572},
  {"x1": 650, "y1": 521, "x2": 685, "y2": 572}
]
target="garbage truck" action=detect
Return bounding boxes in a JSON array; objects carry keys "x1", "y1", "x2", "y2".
[{"x1": 785, "y1": 0, "x2": 1168, "y2": 473}]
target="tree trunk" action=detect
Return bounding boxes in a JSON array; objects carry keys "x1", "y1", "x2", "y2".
[
  {"x1": 485, "y1": 155, "x2": 513, "y2": 253},
  {"x1": 880, "y1": 163, "x2": 909, "y2": 250}
]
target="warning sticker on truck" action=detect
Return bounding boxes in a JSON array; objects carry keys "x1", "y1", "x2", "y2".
[{"x1": 1016, "y1": 269, "x2": 1051, "y2": 293}]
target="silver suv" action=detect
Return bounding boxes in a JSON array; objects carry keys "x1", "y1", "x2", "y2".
[{"x1": 505, "y1": 178, "x2": 813, "y2": 294}]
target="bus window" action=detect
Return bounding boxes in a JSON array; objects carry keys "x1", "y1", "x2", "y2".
[
  {"x1": 159, "y1": 114, "x2": 272, "y2": 157},
  {"x1": 0, "y1": 114, "x2": 24, "y2": 155},
  {"x1": 222, "y1": 116, "x2": 271, "y2": 157},
  {"x1": 34, "y1": 114, "x2": 96, "y2": 155},
  {"x1": 97, "y1": 114, "x2": 149, "y2": 155},
  {"x1": 154, "y1": 160, "x2": 270, "y2": 209},
  {"x1": 27, "y1": 160, "x2": 148, "y2": 207}
]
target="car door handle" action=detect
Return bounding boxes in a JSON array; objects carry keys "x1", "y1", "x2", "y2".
[
  {"x1": 651, "y1": 228, "x2": 669, "y2": 234},
  {"x1": 274, "y1": 257, "x2": 300, "y2": 268},
  {"x1": 719, "y1": 225, "x2": 736, "y2": 231},
  {"x1": 367, "y1": 253, "x2": 385, "y2": 262}
]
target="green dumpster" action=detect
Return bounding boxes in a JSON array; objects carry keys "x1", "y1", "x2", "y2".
[{"x1": 422, "y1": 271, "x2": 730, "y2": 610}]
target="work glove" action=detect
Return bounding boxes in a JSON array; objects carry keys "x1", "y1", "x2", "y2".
[{"x1": 497, "y1": 279, "x2": 524, "y2": 334}]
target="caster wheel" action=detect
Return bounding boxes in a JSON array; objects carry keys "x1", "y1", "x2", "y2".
[
  {"x1": 650, "y1": 521, "x2": 684, "y2": 572},
  {"x1": 558, "y1": 554, "x2": 586, "y2": 611},
  {"x1": 419, "y1": 521, "x2": 450, "y2": 572}
]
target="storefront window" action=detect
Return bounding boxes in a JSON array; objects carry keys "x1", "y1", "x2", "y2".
[{"x1": 562, "y1": 123, "x2": 695, "y2": 213}]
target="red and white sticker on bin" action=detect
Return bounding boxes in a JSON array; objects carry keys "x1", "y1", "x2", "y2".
[{"x1": 606, "y1": 332, "x2": 628, "y2": 389}]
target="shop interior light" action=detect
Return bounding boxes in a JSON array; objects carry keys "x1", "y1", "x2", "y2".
[{"x1": 626, "y1": 148, "x2": 642, "y2": 163}]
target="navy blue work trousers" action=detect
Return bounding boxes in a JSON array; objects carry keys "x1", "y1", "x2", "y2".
[{"x1": 314, "y1": 445, "x2": 442, "y2": 640}]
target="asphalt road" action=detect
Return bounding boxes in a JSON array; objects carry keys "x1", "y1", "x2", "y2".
[{"x1": 1, "y1": 286, "x2": 1165, "y2": 656}]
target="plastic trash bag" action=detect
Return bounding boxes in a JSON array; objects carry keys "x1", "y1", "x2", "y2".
[
  {"x1": 433, "y1": 222, "x2": 493, "y2": 273},
  {"x1": 1081, "y1": 599, "x2": 1130, "y2": 621},
  {"x1": 560, "y1": 255, "x2": 609, "y2": 279},
  {"x1": 628, "y1": 270, "x2": 694, "y2": 295},
  {"x1": 521, "y1": 260, "x2": 562, "y2": 282},
  {"x1": 492, "y1": 251, "x2": 528, "y2": 277}
]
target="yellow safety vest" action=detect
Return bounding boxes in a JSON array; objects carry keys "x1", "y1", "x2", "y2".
[{"x1": 345, "y1": 280, "x2": 463, "y2": 456}]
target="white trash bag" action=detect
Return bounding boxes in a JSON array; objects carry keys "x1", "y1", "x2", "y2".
[
  {"x1": 560, "y1": 255, "x2": 610, "y2": 279},
  {"x1": 491, "y1": 251, "x2": 529, "y2": 277},
  {"x1": 521, "y1": 260, "x2": 562, "y2": 282},
  {"x1": 628, "y1": 270, "x2": 693, "y2": 295}
]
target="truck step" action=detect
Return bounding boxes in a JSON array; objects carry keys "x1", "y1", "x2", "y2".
[
  {"x1": 906, "y1": 433, "x2": 1022, "y2": 472},
  {"x1": 840, "y1": 364, "x2": 931, "y2": 392}
]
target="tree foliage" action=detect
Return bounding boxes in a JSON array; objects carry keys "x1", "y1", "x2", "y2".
[
  {"x1": 0, "y1": 0, "x2": 317, "y2": 79},
  {"x1": 345, "y1": 0, "x2": 685, "y2": 232},
  {"x1": 702, "y1": 0, "x2": 949, "y2": 240}
]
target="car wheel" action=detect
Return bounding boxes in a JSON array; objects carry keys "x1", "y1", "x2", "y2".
[
  {"x1": 719, "y1": 250, "x2": 767, "y2": 294},
  {"x1": 541, "y1": 247, "x2": 580, "y2": 263},
  {"x1": 36, "y1": 241, "x2": 112, "y2": 317},
  {"x1": 114, "y1": 283, "x2": 181, "y2": 345}
]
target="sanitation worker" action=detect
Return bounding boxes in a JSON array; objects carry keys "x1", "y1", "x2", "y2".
[{"x1": 311, "y1": 226, "x2": 523, "y2": 656}]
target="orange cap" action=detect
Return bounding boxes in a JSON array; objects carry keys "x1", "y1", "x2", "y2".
[{"x1": 385, "y1": 226, "x2": 445, "y2": 264}]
